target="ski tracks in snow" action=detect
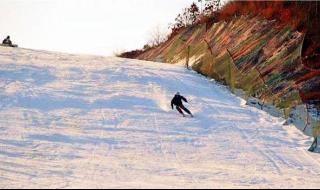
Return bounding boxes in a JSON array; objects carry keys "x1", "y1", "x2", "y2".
[{"x1": 0, "y1": 47, "x2": 320, "y2": 188}]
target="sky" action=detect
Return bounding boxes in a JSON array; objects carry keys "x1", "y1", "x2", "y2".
[{"x1": 0, "y1": 0, "x2": 197, "y2": 56}]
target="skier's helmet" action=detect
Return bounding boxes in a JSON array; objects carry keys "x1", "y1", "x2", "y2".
[{"x1": 176, "y1": 92, "x2": 180, "y2": 96}]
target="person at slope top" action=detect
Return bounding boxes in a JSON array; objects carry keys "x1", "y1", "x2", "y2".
[
  {"x1": 171, "y1": 92, "x2": 193, "y2": 117},
  {"x1": 2, "y1": 36, "x2": 13, "y2": 46}
]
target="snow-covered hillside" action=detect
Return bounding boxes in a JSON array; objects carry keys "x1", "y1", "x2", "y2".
[{"x1": 0, "y1": 47, "x2": 319, "y2": 188}]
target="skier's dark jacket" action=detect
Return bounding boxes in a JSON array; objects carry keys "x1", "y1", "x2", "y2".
[{"x1": 171, "y1": 95, "x2": 188, "y2": 109}]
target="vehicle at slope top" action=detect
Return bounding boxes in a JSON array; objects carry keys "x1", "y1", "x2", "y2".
[
  {"x1": 1, "y1": 36, "x2": 18, "y2": 48},
  {"x1": 0, "y1": 43, "x2": 18, "y2": 48}
]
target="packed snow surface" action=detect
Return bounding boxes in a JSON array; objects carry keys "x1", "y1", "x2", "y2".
[{"x1": 0, "y1": 47, "x2": 320, "y2": 188}]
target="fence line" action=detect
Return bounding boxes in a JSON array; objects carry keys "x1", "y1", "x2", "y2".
[{"x1": 173, "y1": 26, "x2": 319, "y2": 151}]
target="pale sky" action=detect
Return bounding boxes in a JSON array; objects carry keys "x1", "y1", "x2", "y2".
[{"x1": 0, "y1": 0, "x2": 197, "y2": 56}]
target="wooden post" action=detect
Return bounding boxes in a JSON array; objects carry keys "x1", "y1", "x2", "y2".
[
  {"x1": 204, "y1": 39, "x2": 213, "y2": 55},
  {"x1": 309, "y1": 137, "x2": 318, "y2": 152},
  {"x1": 303, "y1": 104, "x2": 310, "y2": 132},
  {"x1": 186, "y1": 45, "x2": 190, "y2": 69}
]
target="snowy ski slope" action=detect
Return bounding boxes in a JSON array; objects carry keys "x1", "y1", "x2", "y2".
[{"x1": 0, "y1": 47, "x2": 319, "y2": 188}]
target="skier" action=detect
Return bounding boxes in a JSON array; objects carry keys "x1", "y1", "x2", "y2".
[{"x1": 171, "y1": 92, "x2": 193, "y2": 117}]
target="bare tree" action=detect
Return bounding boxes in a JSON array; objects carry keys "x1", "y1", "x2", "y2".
[
  {"x1": 203, "y1": 0, "x2": 221, "y2": 15},
  {"x1": 174, "y1": 2, "x2": 200, "y2": 27},
  {"x1": 169, "y1": 2, "x2": 202, "y2": 37},
  {"x1": 147, "y1": 25, "x2": 168, "y2": 47}
]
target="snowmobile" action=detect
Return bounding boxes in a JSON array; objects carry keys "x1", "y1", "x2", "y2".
[{"x1": 0, "y1": 43, "x2": 18, "y2": 48}]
